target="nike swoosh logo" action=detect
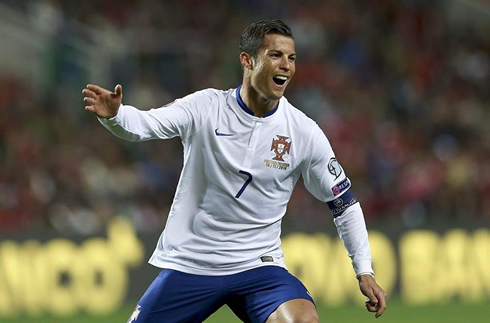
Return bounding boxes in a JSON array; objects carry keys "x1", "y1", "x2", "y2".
[{"x1": 215, "y1": 128, "x2": 234, "y2": 136}]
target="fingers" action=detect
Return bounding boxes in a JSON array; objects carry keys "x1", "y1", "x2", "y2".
[
  {"x1": 367, "y1": 293, "x2": 378, "y2": 305},
  {"x1": 82, "y1": 84, "x2": 121, "y2": 118},
  {"x1": 82, "y1": 89, "x2": 96, "y2": 112},
  {"x1": 86, "y1": 84, "x2": 106, "y2": 94},
  {"x1": 82, "y1": 86, "x2": 101, "y2": 110},
  {"x1": 363, "y1": 284, "x2": 378, "y2": 306},
  {"x1": 82, "y1": 88, "x2": 97, "y2": 99},
  {"x1": 374, "y1": 290, "x2": 387, "y2": 318},
  {"x1": 114, "y1": 84, "x2": 122, "y2": 97},
  {"x1": 364, "y1": 289, "x2": 378, "y2": 313},
  {"x1": 110, "y1": 84, "x2": 123, "y2": 101},
  {"x1": 83, "y1": 96, "x2": 95, "y2": 104},
  {"x1": 82, "y1": 86, "x2": 99, "y2": 113},
  {"x1": 85, "y1": 105, "x2": 96, "y2": 113},
  {"x1": 360, "y1": 278, "x2": 387, "y2": 319},
  {"x1": 364, "y1": 299, "x2": 386, "y2": 318},
  {"x1": 365, "y1": 300, "x2": 377, "y2": 312},
  {"x1": 364, "y1": 290, "x2": 387, "y2": 318},
  {"x1": 82, "y1": 89, "x2": 97, "y2": 111}
]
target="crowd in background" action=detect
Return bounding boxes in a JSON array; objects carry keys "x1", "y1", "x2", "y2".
[{"x1": 1, "y1": 0, "x2": 489, "y2": 235}]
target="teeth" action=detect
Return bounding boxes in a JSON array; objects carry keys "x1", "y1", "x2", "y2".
[{"x1": 274, "y1": 76, "x2": 288, "y2": 80}]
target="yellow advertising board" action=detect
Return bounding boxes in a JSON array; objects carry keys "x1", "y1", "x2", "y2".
[{"x1": 0, "y1": 219, "x2": 488, "y2": 318}]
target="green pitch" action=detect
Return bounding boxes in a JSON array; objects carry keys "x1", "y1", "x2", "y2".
[{"x1": 2, "y1": 300, "x2": 488, "y2": 323}]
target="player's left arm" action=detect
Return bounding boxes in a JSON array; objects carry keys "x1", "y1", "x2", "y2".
[
  {"x1": 301, "y1": 123, "x2": 387, "y2": 318},
  {"x1": 335, "y1": 205, "x2": 387, "y2": 318}
]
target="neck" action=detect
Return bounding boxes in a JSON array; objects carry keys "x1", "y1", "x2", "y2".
[{"x1": 239, "y1": 83, "x2": 279, "y2": 117}]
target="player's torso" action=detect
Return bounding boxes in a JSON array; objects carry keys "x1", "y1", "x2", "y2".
[
  {"x1": 153, "y1": 89, "x2": 316, "y2": 272},
  {"x1": 183, "y1": 89, "x2": 310, "y2": 224}
]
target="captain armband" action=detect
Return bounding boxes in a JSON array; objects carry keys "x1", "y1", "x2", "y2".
[{"x1": 326, "y1": 188, "x2": 358, "y2": 218}]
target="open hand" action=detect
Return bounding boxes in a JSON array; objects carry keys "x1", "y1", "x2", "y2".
[{"x1": 82, "y1": 84, "x2": 123, "y2": 119}]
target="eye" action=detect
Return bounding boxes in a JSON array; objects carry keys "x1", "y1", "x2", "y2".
[{"x1": 289, "y1": 56, "x2": 296, "y2": 62}]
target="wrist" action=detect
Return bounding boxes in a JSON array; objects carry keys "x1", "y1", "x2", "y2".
[{"x1": 356, "y1": 272, "x2": 375, "y2": 281}]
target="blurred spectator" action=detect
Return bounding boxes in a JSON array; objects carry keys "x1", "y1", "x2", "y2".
[{"x1": 0, "y1": 0, "x2": 488, "y2": 235}]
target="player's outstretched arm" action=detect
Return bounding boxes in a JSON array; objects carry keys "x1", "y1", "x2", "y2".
[
  {"x1": 82, "y1": 84, "x2": 123, "y2": 119},
  {"x1": 358, "y1": 274, "x2": 387, "y2": 318}
]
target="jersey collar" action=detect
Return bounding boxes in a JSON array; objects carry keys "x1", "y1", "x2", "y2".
[{"x1": 235, "y1": 85, "x2": 279, "y2": 118}]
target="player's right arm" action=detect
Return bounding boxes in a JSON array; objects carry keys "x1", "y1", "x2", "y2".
[{"x1": 82, "y1": 84, "x2": 213, "y2": 142}]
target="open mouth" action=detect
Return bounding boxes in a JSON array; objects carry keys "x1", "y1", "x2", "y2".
[{"x1": 272, "y1": 75, "x2": 288, "y2": 86}]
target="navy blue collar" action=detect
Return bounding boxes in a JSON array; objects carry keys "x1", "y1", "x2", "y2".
[{"x1": 236, "y1": 85, "x2": 279, "y2": 117}]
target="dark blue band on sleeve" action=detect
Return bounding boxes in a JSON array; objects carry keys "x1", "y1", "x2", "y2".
[{"x1": 327, "y1": 188, "x2": 358, "y2": 218}]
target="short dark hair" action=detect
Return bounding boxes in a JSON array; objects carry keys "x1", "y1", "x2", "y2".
[{"x1": 239, "y1": 19, "x2": 293, "y2": 58}]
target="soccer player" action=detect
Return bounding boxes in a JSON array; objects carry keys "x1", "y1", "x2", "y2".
[{"x1": 83, "y1": 19, "x2": 387, "y2": 323}]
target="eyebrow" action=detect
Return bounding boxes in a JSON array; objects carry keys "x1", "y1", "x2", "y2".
[{"x1": 268, "y1": 50, "x2": 296, "y2": 56}]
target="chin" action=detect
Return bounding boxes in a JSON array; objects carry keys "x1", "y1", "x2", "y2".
[
  {"x1": 265, "y1": 93, "x2": 282, "y2": 101},
  {"x1": 272, "y1": 89, "x2": 285, "y2": 99},
  {"x1": 266, "y1": 87, "x2": 283, "y2": 98}
]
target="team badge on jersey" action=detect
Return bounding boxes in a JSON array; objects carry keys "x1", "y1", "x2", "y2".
[
  {"x1": 271, "y1": 135, "x2": 291, "y2": 161},
  {"x1": 264, "y1": 135, "x2": 291, "y2": 170}
]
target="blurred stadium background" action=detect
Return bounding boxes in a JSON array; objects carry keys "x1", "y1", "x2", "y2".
[{"x1": 0, "y1": 0, "x2": 489, "y2": 322}]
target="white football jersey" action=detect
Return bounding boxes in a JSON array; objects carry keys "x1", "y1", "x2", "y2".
[{"x1": 99, "y1": 87, "x2": 373, "y2": 276}]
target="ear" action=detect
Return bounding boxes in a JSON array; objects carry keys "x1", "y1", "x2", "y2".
[{"x1": 240, "y1": 52, "x2": 254, "y2": 70}]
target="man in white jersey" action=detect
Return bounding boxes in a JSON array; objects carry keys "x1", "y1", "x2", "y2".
[{"x1": 83, "y1": 19, "x2": 387, "y2": 323}]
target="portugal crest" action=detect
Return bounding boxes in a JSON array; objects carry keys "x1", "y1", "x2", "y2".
[{"x1": 271, "y1": 135, "x2": 291, "y2": 161}]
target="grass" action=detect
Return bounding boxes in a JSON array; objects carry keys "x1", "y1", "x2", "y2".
[{"x1": 2, "y1": 299, "x2": 488, "y2": 323}]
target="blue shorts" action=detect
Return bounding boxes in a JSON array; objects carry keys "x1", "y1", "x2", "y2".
[{"x1": 128, "y1": 266, "x2": 314, "y2": 323}]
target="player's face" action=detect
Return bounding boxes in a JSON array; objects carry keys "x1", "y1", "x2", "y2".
[{"x1": 250, "y1": 34, "x2": 296, "y2": 100}]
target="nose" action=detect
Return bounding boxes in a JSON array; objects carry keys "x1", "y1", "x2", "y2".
[{"x1": 280, "y1": 56, "x2": 291, "y2": 71}]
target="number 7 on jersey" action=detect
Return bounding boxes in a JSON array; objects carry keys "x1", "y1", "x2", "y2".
[{"x1": 235, "y1": 170, "x2": 253, "y2": 198}]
